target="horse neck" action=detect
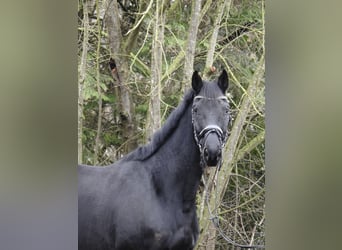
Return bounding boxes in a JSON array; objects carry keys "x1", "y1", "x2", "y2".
[{"x1": 151, "y1": 104, "x2": 202, "y2": 204}]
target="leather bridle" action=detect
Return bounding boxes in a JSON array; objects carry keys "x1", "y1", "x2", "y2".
[{"x1": 191, "y1": 95, "x2": 229, "y2": 169}]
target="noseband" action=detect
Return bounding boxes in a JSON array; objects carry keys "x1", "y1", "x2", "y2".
[{"x1": 192, "y1": 96, "x2": 229, "y2": 169}]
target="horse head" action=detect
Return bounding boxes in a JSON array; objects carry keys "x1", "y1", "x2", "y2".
[{"x1": 191, "y1": 70, "x2": 230, "y2": 168}]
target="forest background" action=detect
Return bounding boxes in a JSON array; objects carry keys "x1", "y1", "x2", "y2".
[{"x1": 78, "y1": 0, "x2": 265, "y2": 249}]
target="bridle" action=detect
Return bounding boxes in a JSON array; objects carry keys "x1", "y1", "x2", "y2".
[{"x1": 191, "y1": 95, "x2": 229, "y2": 170}]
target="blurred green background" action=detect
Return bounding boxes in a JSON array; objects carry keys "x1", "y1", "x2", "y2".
[{"x1": 0, "y1": 0, "x2": 341, "y2": 249}]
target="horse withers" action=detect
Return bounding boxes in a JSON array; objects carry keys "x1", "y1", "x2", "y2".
[{"x1": 78, "y1": 70, "x2": 230, "y2": 250}]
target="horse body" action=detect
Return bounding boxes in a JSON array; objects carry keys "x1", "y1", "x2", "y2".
[
  {"x1": 78, "y1": 71, "x2": 230, "y2": 250},
  {"x1": 79, "y1": 96, "x2": 202, "y2": 250}
]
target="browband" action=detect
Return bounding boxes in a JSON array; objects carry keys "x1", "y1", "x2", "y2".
[{"x1": 194, "y1": 96, "x2": 228, "y2": 101}]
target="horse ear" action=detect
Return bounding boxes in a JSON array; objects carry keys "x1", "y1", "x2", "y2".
[
  {"x1": 192, "y1": 71, "x2": 203, "y2": 94},
  {"x1": 218, "y1": 69, "x2": 229, "y2": 93}
]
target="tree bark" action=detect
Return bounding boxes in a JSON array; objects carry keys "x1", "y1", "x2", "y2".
[
  {"x1": 146, "y1": 0, "x2": 165, "y2": 139},
  {"x1": 204, "y1": 0, "x2": 231, "y2": 79},
  {"x1": 105, "y1": 0, "x2": 136, "y2": 153},
  {"x1": 182, "y1": 0, "x2": 202, "y2": 93},
  {"x1": 78, "y1": 0, "x2": 89, "y2": 164},
  {"x1": 94, "y1": 0, "x2": 103, "y2": 164}
]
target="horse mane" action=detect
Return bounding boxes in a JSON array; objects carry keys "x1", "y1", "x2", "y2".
[{"x1": 121, "y1": 89, "x2": 195, "y2": 162}]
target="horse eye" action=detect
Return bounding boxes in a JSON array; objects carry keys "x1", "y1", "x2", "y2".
[{"x1": 193, "y1": 107, "x2": 198, "y2": 113}]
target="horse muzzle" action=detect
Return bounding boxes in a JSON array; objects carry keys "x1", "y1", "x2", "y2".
[
  {"x1": 203, "y1": 133, "x2": 222, "y2": 167},
  {"x1": 193, "y1": 125, "x2": 227, "y2": 168}
]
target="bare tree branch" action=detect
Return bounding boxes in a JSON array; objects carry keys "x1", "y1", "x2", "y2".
[
  {"x1": 146, "y1": 0, "x2": 165, "y2": 139},
  {"x1": 78, "y1": 0, "x2": 89, "y2": 164},
  {"x1": 182, "y1": 0, "x2": 202, "y2": 93},
  {"x1": 94, "y1": 0, "x2": 103, "y2": 164},
  {"x1": 106, "y1": 0, "x2": 136, "y2": 153},
  {"x1": 204, "y1": 0, "x2": 232, "y2": 79}
]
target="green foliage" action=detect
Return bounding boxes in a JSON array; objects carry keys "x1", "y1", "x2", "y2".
[
  {"x1": 136, "y1": 103, "x2": 148, "y2": 114},
  {"x1": 103, "y1": 130, "x2": 121, "y2": 147},
  {"x1": 83, "y1": 67, "x2": 114, "y2": 102}
]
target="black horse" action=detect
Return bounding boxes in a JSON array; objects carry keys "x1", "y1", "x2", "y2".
[{"x1": 78, "y1": 70, "x2": 230, "y2": 250}]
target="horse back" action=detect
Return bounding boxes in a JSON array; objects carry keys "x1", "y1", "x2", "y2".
[
  {"x1": 78, "y1": 163, "x2": 162, "y2": 249},
  {"x1": 78, "y1": 162, "x2": 199, "y2": 250}
]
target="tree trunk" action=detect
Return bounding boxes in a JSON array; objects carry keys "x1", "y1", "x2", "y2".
[
  {"x1": 78, "y1": 0, "x2": 89, "y2": 164},
  {"x1": 201, "y1": 1, "x2": 232, "y2": 248},
  {"x1": 196, "y1": 55, "x2": 264, "y2": 249},
  {"x1": 146, "y1": 0, "x2": 165, "y2": 140},
  {"x1": 105, "y1": 0, "x2": 136, "y2": 154},
  {"x1": 93, "y1": 0, "x2": 103, "y2": 164},
  {"x1": 204, "y1": 0, "x2": 231, "y2": 79},
  {"x1": 160, "y1": 0, "x2": 214, "y2": 85},
  {"x1": 182, "y1": 0, "x2": 202, "y2": 93}
]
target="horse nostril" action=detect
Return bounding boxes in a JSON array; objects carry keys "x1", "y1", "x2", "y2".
[{"x1": 204, "y1": 148, "x2": 209, "y2": 158}]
